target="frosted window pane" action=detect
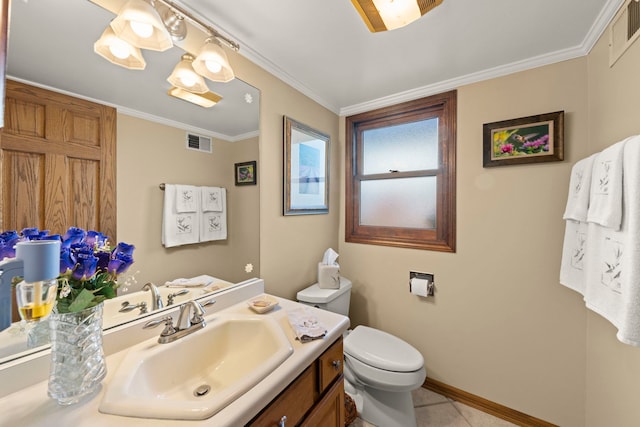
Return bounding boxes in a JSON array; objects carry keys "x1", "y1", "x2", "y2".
[
  {"x1": 362, "y1": 118, "x2": 438, "y2": 175},
  {"x1": 360, "y1": 177, "x2": 436, "y2": 229}
]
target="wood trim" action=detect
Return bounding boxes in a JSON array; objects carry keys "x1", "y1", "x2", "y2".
[{"x1": 423, "y1": 378, "x2": 559, "y2": 427}]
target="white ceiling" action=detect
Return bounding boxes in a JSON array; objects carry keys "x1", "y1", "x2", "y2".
[
  {"x1": 7, "y1": 0, "x2": 624, "y2": 136},
  {"x1": 192, "y1": 0, "x2": 621, "y2": 115}
]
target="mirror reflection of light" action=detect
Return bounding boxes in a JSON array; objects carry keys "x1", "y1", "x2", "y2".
[
  {"x1": 109, "y1": 39, "x2": 132, "y2": 59},
  {"x1": 205, "y1": 60, "x2": 223, "y2": 74},
  {"x1": 178, "y1": 72, "x2": 197, "y2": 88},
  {"x1": 130, "y1": 20, "x2": 153, "y2": 38}
]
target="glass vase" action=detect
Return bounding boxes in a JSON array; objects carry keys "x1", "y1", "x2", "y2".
[{"x1": 47, "y1": 303, "x2": 106, "y2": 405}]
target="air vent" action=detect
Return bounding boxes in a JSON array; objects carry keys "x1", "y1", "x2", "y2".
[
  {"x1": 609, "y1": 0, "x2": 640, "y2": 66},
  {"x1": 186, "y1": 133, "x2": 212, "y2": 153}
]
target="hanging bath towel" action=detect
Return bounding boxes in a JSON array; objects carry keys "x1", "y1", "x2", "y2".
[{"x1": 162, "y1": 184, "x2": 200, "y2": 247}]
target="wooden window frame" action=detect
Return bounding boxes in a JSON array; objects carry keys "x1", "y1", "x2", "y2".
[{"x1": 345, "y1": 90, "x2": 456, "y2": 252}]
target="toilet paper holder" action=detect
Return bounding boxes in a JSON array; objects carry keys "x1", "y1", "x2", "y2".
[{"x1": 409, "y1": 271, "x2": 435, "y2": 297}]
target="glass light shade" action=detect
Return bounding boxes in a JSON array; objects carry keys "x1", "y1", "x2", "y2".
[
  {"x1": 110, "y1": 0, "x2": 173, "y2": 52},
  {"x1": 351, "y1": 0, "x2": 443, "y2": 32},
  {"x1": 94, "y1": 26, "x2": 146, "y2": 70},
  {"x1": 167, "y1": 54, "x2": 209, "y2": 94},
  {"x1": 192, "y1": 40, "x2": 235, "y2": 83},
  {"x1": 372, "y1": 0, "x2": 421, "y2": 30},
  {"x1": 168, "y1": 87, "x2": 222, "y2": 108}
]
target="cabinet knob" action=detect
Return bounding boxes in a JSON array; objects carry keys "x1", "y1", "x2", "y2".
[
  {"x1": 331, "y1": 360, "x2": 342, "y2": 370},
  {"x1": 279, "y1": 415, "x2": 287, "y2": 426}
]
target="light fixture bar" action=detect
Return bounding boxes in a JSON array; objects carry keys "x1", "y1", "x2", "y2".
[{"x1": 156, "y1": 0, "x2": 240, "y2": 51}]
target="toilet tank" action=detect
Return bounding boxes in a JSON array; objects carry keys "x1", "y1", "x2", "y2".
[{"x1": 296, "y1": 277, "x2": 352, "y2": 316}]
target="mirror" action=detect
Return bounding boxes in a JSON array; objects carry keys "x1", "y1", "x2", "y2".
[{"x1": 1, "y1": 0, "x2": 260, "y2": 364}]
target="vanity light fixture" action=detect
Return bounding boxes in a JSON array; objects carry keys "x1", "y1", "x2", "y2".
[
  {"x1": 167, "y1": 53, "x2": 209, "y2": 94},
  {"x1": 110, "y1": 0, "x2": 173, "y2": 51},
  {"x1": 161, "y1": 7, "x2": 187, "y2": 42},
  {"x1": 192, "y1": 38, "x2": 235, "y2": 83},
  {"x1": 351, "y1": 0, "x2": 443, "y2": 32},
  {"x1": 94, "y1": 26, "x2": 146, "y2": 70},
  {"x1": 167, "y1": 86, "x2": 222, "y2": 108},
  {"x1": 91, "y1": 0, "x2": 239, "y2": 107}
]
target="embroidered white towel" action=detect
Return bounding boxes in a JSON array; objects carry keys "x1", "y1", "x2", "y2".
[
  {"x1": 287, "y1": 307, "x2": 327, "y2": 343},
  {"x1": 559, "y1": 219, "x2": 588, "y2": 296},
  {"x1": 587, "y1": 138, "x2": 628, "y2": 230},
  {"x1": 201, "y1": 186, "x2": 223, "y2": 212},
  {"x1": 175, "y1": 185, "x2": 199, "y2": 213},
  {"x1": 563, "y1": 154, "x2": 596, "y2": 222},
  {"x1": 200, "y1": 188, "x2": 227, "y2": 242},
  {"x1": 582, "y1": 137, "x2": 640, "y2": 346},
  {"x1": 162, "y1": 184, "x2": 200, "y2": 247}
]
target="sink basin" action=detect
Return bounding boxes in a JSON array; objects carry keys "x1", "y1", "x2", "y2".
[{"x1": 99, "y1": 314, "x2": 293, "y2": 420}]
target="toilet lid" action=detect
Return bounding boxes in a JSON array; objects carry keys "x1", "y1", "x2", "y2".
[{"x1": 344, "y1": 326, "x2": 424, "y2": 372}]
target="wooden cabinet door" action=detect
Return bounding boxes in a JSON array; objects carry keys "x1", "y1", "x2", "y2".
[
  {"x1": 0, "y1": 0, "x2": 7, "y2": 129},
  {"x1": 0, "y1": 80, "x2": 116, "y2": 238},
  {"x1": 301, "y1": 376, "x2": 345, "y2": 427}
]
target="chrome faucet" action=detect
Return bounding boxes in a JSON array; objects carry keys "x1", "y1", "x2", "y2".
[
  {"x1": 143, "y1": 298, "x2": 216, "y2": 344},
  {"x1": 177, "y1": 300, "x2": 207, "y2": 329},
  {"x1": 142, "y1": 282, "x2": 163, "y2": 311}
]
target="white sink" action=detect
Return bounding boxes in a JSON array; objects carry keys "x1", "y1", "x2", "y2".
[{"x1": 99, "y1": 313, "x2": 293, "y2": 420}]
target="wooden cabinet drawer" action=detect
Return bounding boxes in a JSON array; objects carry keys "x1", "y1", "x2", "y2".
[
  {"x1": 248, "y1": 365, "x2": 316, "y2": 427},
  {"x1": 317, "y1": 337, "x2": 343, "y2": 392}
]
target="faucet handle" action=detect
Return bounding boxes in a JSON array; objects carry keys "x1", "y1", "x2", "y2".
[
  {"x1": 143, "y1": 316, "x2": 177, "y2": 337},
  {"x1": 190, "y1": 301, "x2": 207, "y2": 324}
]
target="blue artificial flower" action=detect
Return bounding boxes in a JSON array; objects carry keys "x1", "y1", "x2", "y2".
[
  {"x1": 71, "y1": 253, "x2": 98, "y2": 281},
  {"x1": 62, "y1": 227, "x2": 87, "y2": 247},
  {"x1": 59, "y1": 247, "x2": 76, "y2": 275}
]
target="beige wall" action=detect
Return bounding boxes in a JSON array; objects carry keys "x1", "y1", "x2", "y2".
[
  {"x1": 584, "y1": 15, "x2": 640, "y2": 427},
  {"x1": 338, "y1": 59, "x2": 589, "y2": 426},
  {"x1": 228, "y1": 53, "x2": 342, "y2": 299},
  {"x1": 117, "y1": 114, "x2": 259, "y2": 289},
  {"x1": 116, "y1": 8, "x2": 640, "y2": 424}
]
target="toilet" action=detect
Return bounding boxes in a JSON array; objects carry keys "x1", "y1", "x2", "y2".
[{"x1": 297, "y1": 277, "x2": 426, "y2": 427}]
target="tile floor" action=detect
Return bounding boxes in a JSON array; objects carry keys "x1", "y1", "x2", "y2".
[{"x1": 348, "y1": 387, "x2": 518, "y2": 427}]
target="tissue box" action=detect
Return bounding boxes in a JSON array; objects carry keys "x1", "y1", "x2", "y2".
[{"x1": 317, "y1": 263, "x2": 340, "y2": 289}]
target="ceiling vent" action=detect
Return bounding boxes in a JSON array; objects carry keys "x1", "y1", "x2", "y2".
[
  {"x1": 609, "y1": 0, "x2": 640, "y2": 66},
  {"x1": 186, "y1": 132, "x2": 212, "y2": 153}
]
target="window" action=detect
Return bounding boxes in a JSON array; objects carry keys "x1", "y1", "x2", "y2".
[{"x1": 345, "y1": 90, "x2": 456, "y2": 252}]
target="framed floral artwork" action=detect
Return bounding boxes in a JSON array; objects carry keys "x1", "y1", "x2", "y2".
[
  {"x1": 235, "y1": 161, "x2": 257, "y2": 186},
  {"x1": 283, "y1": 116, "x2": 330, "y2": 215},
  {"x1": 483, "y1": 111, "x2": 564, "y2": 167}
]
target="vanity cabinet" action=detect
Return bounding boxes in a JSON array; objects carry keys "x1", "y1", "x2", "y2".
[{"x1": 248, "y1": 337, "x2": 345, "y2": 427}]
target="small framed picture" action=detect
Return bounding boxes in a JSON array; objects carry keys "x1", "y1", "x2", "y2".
[
  {"x1": 235, "y1": 161, "x2": 257, "y2": 186},
  {"x1": 483, "y1": 111, "x2": 564, "y2": 167}
]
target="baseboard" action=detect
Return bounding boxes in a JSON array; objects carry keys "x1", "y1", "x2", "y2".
[{"x1": 423, "y1": 378, "x2": 558, "y2": 427}]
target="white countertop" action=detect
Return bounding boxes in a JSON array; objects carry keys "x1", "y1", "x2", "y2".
[{"x1": 0, "y1": 295, "x2": 350, "y2": 427}]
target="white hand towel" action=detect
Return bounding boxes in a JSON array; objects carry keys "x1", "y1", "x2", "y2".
[
  {"x1": 581, "y1": 137, "x2": 640, "y2": 346},
  {"x1": 162, "y1": 184, "x2": 200, "y2": 247},
  {"x1": 175, "y1": 185, "x2": 199, "y2": 213},
  {"x1": 165, "y1": 274, "x2": 217, "y2": 288},
  {"x1": 559, "y1": 219, "x2": 588, "y2": 296},
  {"x1": 200, "y1": 188, "x2": 227, "y2": 242},
  {"x1": 201, "y1": 186, "x2": 223, "y2": 212},
  {"x1": 563, "y1": 154, "x2": 596, "y2": 222},
  {"x1": 287, "y1": 307, "x2": 326, "y2": 343},
  {"x1": 587, "y1": 138, "x2": 628, "y2": 230}
]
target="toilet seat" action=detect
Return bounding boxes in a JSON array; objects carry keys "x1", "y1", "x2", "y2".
[
  {"x1": 344, "y1": 353, "x2": 426, "y2": 392},
  {"x1": 344, "y1": 325, "x2": 424, "y2": 372}
]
